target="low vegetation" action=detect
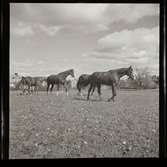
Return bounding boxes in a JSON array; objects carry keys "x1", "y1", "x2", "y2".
[{"x1": 9, "y1": 89, "x2": 159, "y2": 158}]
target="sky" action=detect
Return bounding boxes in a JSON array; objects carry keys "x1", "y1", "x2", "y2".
[{"x1": 10, "y1": 3, "x2": 159, "y2": 80}]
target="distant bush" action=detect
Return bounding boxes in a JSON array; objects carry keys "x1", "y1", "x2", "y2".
[{"x1": 124, "y1": 67, "x2": 159, "y2": 90}]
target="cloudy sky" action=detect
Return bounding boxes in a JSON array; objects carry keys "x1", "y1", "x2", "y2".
[{"x1": 10, "y1": 3, "x2": 159, "y2": 80}]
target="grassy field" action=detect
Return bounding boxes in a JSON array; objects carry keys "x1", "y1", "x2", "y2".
[{"x1": 9, "y1": 89, "x2": 159, "y2": 158}]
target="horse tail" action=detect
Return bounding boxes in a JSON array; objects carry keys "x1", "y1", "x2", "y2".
[
  {"x1": 46, "y1": 76, "x2": 50, "y2": 84},
  {"x1": 77, "y1": 78, "x2": 80, "y2": 90},
  {"x1": 46, "y1": 76, "x2": 52, "y2": 86},
  {"x1": 82, "y1": 75, "x2": 91, "y2": 87},
  {"x1": 87, "y1": 75, "x2": 91, "y2": 85},
  {"x1": 77, "y1": 74, "x2": 91, "y2": 89}
]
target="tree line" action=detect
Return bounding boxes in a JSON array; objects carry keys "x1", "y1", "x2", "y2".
[
  {"x1": 118, "y1": 67, "x2": 159, "y2": 89},
  {"x1": 10, "y1": 67, "x2": 159, "y2": 91}
]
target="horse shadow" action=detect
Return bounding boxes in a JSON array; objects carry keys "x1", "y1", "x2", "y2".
[{"x1": 73, "y1": 96, "x2": 106, "y2": 102}]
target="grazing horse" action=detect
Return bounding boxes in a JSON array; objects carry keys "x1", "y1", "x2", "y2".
[
  {"x1": 77, "y1": 74, "x2": 96, "y2": 96},
  {"x1": 87, "y1": 66, "x2": 134, "y2": 101},
  {"x1": 46, "y1": 69, "x2": 75, "y2": 95},
  {"x1": 17, "y1": 76, "x2": 46, "y2": 95}
]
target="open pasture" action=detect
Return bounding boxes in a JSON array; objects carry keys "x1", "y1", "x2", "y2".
[{"x1": 9, "y1": 89, "x2": 159, "y2": 158}]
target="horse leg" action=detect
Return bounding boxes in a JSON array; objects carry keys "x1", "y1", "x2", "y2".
[
  {"x1": 22, "y1": 84, "x2": 29, "y2": 95},
  {"x1": 87, "y1": 84, "x2": 94, "y2": 100},
  {"x1": 78, "y1": 90, "x2": 83, "y2": 96},
  {"x1": 35, "y1": 86, "x2": 38, "y2": 95},
  {"x1": 97, "y1": 83, "x2": 102, "y2": 101},
  {"x1": 79, "y1": 87, "x2": 83, "y2": 96},
  {"x1": 91, "y1": 84, "x2": 96, "y2": 96},
  {"x1": 31, "y1": 86, "x2": 34, "y2": 94},
  {"x1": 77, "y1": 85, "x2": 82, "y2": 96},
  {"x1": 62, "y1": 84, "x2": 68, "y2": 96},
  {"x1": 50, "y1": 84, "x2": 54, "y2": 95},
  {"x1": 77, "y1": 80, "x2": 82, "y2": 96},
  {"x1": 57, "y1": 84, "x2": 60, "y2": 96},
  {"x1": 27, "y1": 85, "x2": 31, "y2": 95},
  {"x1": 46, "y1": 83, "x2": 50, "y2": 95},
  {"x1": 22, "y1": 85, "x2": 26, "y2": 95},
  {"x1": 34, "y1": 86, "x2": 36, "y2": 94},
  {"x1": 108, "y1": 83, "x2": 116, "y2": 102},
  {"x1": 113, "y1": 84, "x2": 117, "y2": 100}
]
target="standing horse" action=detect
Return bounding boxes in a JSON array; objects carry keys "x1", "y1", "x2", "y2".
[
  {"x1": 87, "y1": 66, "x2": 134, "y2": 101},
  {"x1": 46, "y1": 69, "x2": 75, "y2": 95},
  {"x1": 17, "y1": 76, "x2": 44, "y2": 95},
  {"x1": 77, "y1": 74, "x2": 96, "y2": 96},
  {"x1": 16, "y1": 78, "x2": 29, "y2": 95}
]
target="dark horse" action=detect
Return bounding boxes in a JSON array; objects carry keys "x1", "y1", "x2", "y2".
[
  {"x1": 87, "y1": 66, "x2": 135, "y2": 101},
  {"x1": 46, "y1": 69, "x2": 75, "y2": 95},
  {"x1": 77, "y1": 74, "x2": 96, "y2": 96},
  {"x1": 17, "y1": 76, "x2": 46, "y2": 95}
]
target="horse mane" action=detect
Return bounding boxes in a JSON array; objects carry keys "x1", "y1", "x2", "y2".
[
  {"x1": 58, "y1": 69, "x2": 72, "y2": 75},
  {"x1": 115, "y1": 68, "x2": 129, "y2": 72},
  {"x1": 108, "y1": 67, "x2": 128, "y2": 73}
]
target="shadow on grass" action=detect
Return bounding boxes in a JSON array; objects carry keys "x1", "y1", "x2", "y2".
[
  {"x1": 14, "y1": 93, "x2": 28, "y2": 96},
  {"x1": 14, "y1": 93, "x2": 42, "y2": 96},
  {"x1": 73, "y1": 96, "x2": 110, "y2": 102}
]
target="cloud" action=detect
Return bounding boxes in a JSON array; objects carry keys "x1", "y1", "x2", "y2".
[
  {"x1": 11, "y1": 59, "x2": 34, "y2": 68},
  {"x1": 10, "y1": 59, "x2": 48, "y2": 77},
  {"x1": 95, "y1": 27, "x2": 159, "y2": 54},
  {"x1": 10, "y1": 22, "x2": 35, "y2": 36},
  {"x1": 26, "y1": 39, "x2": 36, "y2": 46},
  {"x1": 10, "y1": 3, "x2": 109, "y2": 35},
  {"x1": 62, "y1": 59, "x2": 69, "y2": 62},
  {"x1": 104, "y1": 4, "x2": 159, "y2": 24},
  {"x1": 36, "y1": 61, "x2": 44, "y2": 65},
  {"x1": 82, "y1": 26, "x2": 159, "y2": 73},
  {"x1": 37, "y1": 24, "x2": 65, "y2": 36},
  {"x1": 58, "y1": 24, "x2": 109, "y2": 35},
  {"x1": 10, "y1": 4, "x2": 159, "y2": 36}
]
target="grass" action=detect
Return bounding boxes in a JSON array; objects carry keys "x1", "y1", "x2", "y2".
[{"x1": 9, "y1": 89, "x2": 159, "y2": 158}]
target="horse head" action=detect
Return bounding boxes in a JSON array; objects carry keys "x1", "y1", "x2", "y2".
[
  {"x1": 68, "y1": 69, "x2": 75, "y2": 78},
  {"x1": 127, "y1": 66, "x2": 135, "y2": 80}
]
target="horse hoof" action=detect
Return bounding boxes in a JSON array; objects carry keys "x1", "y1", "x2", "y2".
[{"x1": 108, "y1": 98, "x2": 112, "y2": 102}]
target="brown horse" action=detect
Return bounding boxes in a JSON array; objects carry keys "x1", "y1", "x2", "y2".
[
  {"x1": 77, "y1": 74, "x2": 96, "y2": 96},
  {"x1": 87, "y1": 66, "x2": 134, "y2": 101},
  {"x1": 46, "y1": 69, "x2": 75, "y2": 95},
  {"x1": 17, "y1": 76, "x2": 46, "y2": 95}
]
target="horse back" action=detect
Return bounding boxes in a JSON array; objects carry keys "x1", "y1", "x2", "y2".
[
  {"x1": 47, "y1": 75, "x2": 58, "y2": 84},
  {"x1": 26, "y1": 77, "x2": 40, "y2": 86},
  {"x1": 90, "y1": 71, "x2": 116, "y2": 85}
]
